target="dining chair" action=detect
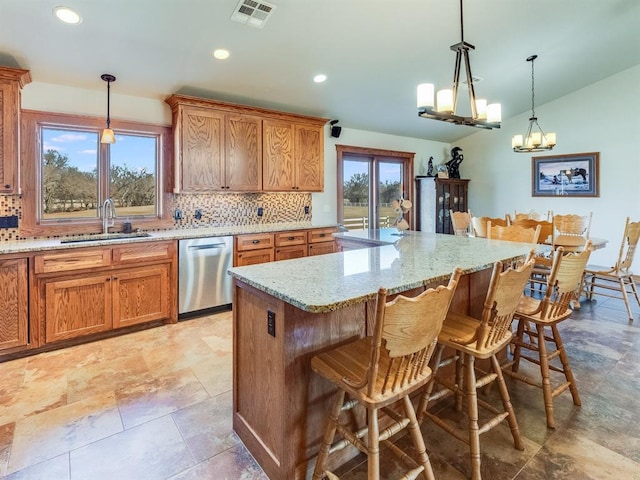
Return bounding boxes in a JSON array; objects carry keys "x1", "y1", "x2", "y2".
[
  {"x1": 583, "y1": 217, "x2": 640, "y2": 321},
  {"x1": 451, "y1": 211, "x2": 471, "y2": 236},
  {"x1": 471, "y1": 215, "x2": 508, "y2": 238},
  {"x1": 418, "y1": 251, "x2": 536, "y2": 480},
  {"x1": 552, "y1": 212, "x2": 592, "y2": 251},
  {"x1": 487, "y1": 222, "x2": 541, "y2": 243},
  {"x1": 509, "y1": 217, "x2": 555, "y2": 291},
  {"x1": 508, "y1": 210, "x2": 551, "y2": 223},
  {"x1": 502, "y1": 242, "x2": 592, "y2": 428},
  {"x1": 311, "y1": 268, "x2": 462, "y2": 480}
]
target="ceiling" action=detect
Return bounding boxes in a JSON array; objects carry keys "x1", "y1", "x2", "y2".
[{"x1": 1, "y1": 0, "x2": 639, "y2": 143}]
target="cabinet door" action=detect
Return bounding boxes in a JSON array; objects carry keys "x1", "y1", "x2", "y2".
[
  {"x1": 0, "y1": 258, "x2": 28, "y2": 351},
  {"x1": 45, "y1": 274, "x2": 112, "y2": 343},
  {"x1": 0, "y1": 81, "x2": 19, "y2": 193},
  {"x1": 275, "y1": 245, "x2": 307, "y2": 261},
  {"x1": 235, "y1": 249, "x2": 274, "y2": 266},
  {"x1": 294, "y1": 124, "x2": 323, "y2": 191},
  {"x1": 263, "y1": 120, "x2": 295, "y2": 191},
  {"x1": 308, "y1": 242, "x2": 335, "y2": 256},
  {"x1": 226, "y1": 114, "x2": 262, "y2": 191},
  {"x1": 112, "y1": 265, "x2": 169, "y2": 328},
  {"x1": 180, "y1": 106, "x2": 225, "y2": 191}
]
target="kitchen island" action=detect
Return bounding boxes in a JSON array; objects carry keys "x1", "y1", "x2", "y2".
[{"x1": 228, "y1": 230, "x2": 538, "y2": 480}]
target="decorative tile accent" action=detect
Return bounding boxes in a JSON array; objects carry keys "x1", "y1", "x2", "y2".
[
  {"x1": 169, "y1": 192, "x2": 312, "y2": 228},
  {"x1": 0, "y1": 194, "x2": 21, "y2": 241},
  {"x1": 0, "y1": 192, "x2": 313, "y2": 242}
]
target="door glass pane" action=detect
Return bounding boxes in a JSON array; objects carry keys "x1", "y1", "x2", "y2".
[
  {"x1": 41, "y1": 127, "x2": 99, "y2": 220},
  {"x1": 110, "y1": 134, "x2": 157, "y2": 217},
  {"x1": 342, "y1": 159, "x2": 370, "y2": 230},
  {"x1": 378, "y1": 161, "x2": 403, "y2": 228}
]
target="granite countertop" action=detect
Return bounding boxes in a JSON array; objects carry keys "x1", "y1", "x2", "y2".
[
  {"x1": 228, "y1": 229, "x2": 540, "y2": 313},
  {"x1": 0, "y1": 222, "x2": 337, "y2": 255}
]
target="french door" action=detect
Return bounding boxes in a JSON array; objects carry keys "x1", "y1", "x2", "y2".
[{"x1": 336, "y1": 145, "x2": 413, "y2": 230}]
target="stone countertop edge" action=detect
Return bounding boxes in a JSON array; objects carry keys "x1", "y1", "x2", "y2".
[
  {"x1": 229, "y1": 230, "x2": 540, "y2": 313},
  {"x1": 0, "y1": 221, "x2": 338, "y2": 255}
]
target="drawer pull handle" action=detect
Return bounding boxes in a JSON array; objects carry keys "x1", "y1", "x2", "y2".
[
  {"x1": 287, "y1": 236, "x2": 295, "y2": 241},
  {"x1": 319, "y1": 233, "x2": 326, "y2": 237},
  {"x1": 252, "y1": 240, "x2": 260, "y2": 244}
]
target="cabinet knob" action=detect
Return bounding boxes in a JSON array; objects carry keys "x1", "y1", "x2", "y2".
[
  {"x1": 106, "y1": 277, "x2": 111, "y2": 282},
  {"x1": 4, "y1": 184, "x2": 10, "y2": 189}
]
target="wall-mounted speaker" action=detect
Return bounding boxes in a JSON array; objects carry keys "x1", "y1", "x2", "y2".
[{"x1": 330, "y1": 120, "x2": 341, "y2": 138}]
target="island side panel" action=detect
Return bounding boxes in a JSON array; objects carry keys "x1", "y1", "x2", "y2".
[{"x1": 233, "y1": 281, "x2": 285, "y2": 479}]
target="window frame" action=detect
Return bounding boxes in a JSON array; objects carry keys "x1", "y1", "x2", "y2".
[
  {"x1": 336, "y1": 144, "x2": 414, "y2": 229},
  {"x1": 21, "y1": 109, "x2": 173, "y2": 237}
]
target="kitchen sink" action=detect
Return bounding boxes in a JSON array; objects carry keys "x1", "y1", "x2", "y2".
[{"x1": 60, "y1": 232, "x2": 152, "y2": 243}]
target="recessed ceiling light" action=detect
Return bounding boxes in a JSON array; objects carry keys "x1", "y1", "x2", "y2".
[
  {"x1": 213, "y1": 49, "x2": 230, "y2": 60},
  {"x1": 53, "y1": 6, "x2": 82, "y2": 25},
  {"x1": 314, "y1": 74, "x2": 327, "y2": 83}
]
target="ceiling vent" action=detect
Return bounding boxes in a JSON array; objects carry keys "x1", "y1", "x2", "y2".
[{"x1": 231, "y1": 0, "x2": 277, "y2": 28}]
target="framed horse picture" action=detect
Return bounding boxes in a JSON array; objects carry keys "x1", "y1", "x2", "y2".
[{"x1": 532, "y1": 152, "x2": 599, "y2": 197}]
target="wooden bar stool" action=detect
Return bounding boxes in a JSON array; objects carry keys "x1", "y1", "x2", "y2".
[
  {"x1": 311, "y1": 268, "x2": 462, "y2": 480},
  {"x1": 418, "y1": 251, "x2": 536, "y2": 480},
  {"x1": 502, "y1": 243, "x2": 592, "y2": 428}
]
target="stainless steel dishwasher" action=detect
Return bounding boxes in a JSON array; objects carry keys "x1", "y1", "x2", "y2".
[{"x1": 178, "y1": 236, "x2": 234, "y2": 316}]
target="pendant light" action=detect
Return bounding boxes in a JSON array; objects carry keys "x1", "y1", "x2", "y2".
[
  {"x1": 417, "y1": 0, "x2": 501, "y2": 129},
  {"x1": 100, "y1": 73, "x2": 116, "y2": 144},
  {"x1": 512, "y1": 55, "x2": 556, "y2": 152}
]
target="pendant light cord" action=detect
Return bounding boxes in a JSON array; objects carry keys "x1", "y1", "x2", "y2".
[{"x1": 530, "y1": 57, "x2": 536, "y2": 118}]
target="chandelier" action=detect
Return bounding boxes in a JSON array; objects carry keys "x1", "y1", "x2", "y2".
[
  {"x1": 417, "y1": 0, "x2": 501, "y2": 129},
  {"x1": 512, "y1": 55, "x2": 556, "y2": 152}
]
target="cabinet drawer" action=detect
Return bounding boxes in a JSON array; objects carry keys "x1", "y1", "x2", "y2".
[
  {"x1": 308, "y1": 228, "x2": 336, "y2": 243},
  {"x1": 275, "y1": 231, "x2": 306, "y2": 247},
  {"x1": 35, "y1": 248, "x2": 111, "y2": 274},
  {"x1": 113, "y1": 241, "x2": 174, "y2": 265},
  {"x1": 236, "y1": 233, "x2": 275, "y2": 251}
]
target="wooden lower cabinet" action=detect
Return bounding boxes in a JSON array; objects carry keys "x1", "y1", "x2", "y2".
[
  {"x1": 44, "y1": 273, "x2": 112, "y2": 343},
  {"x1": 275, "y1": 244, "x2": 307, "y2": 261},
  {"x1": 0, "y1": 257, "x2": 29, "y2": 351},
  {"x1": 113, "y1": 265, "x2": 170, "y2": 328},
  {"x1": 33, "y1": 241, "x2": 176, "y2": 347},
  {"x1": 235, "y1": 248, "x2": 274, "y2": 266},
  {"x1": 308, "y1": 242, "x2": 335, "y2": 256}
]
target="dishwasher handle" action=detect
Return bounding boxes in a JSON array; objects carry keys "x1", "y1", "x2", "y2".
[{"x1": 187, "y1": 243, "x2": 227, "y2": 251}]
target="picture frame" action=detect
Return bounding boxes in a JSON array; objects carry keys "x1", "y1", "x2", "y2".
[{"x1": 532, "y1": 152, "x2": 599, "y2": 197}]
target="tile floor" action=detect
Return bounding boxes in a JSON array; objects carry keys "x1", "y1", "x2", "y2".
[{"x1": 0, "y1": 295, "x2": 639, "y2": 480}]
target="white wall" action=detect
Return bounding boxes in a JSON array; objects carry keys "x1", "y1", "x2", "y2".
[{"x1": 457, "y1": 64, "x2": 640, "y2": 269}]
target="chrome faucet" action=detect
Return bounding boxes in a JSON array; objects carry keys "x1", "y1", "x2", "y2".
[{"x1": 101, "y1": 198, "x2": 117, "y2": 233}]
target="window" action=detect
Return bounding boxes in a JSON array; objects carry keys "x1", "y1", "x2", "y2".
[
  {"x1": 21, "y1": 110, "x2": 172, "y2": 237},
  {"x1": 336, "y1": 145, "x2": 414, "y2": 230}
]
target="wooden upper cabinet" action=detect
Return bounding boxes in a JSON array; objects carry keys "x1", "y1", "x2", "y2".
[
  {"x1": 294, "y1": 123, "x2": 323, "y2": 192},
  {"x1": 179, "y1": 106, "x2": 225, "y2": 192},
  {"x1": 226, "y1": 114, "x2": 262, "y2": 191},
  {"x1": 166, "y1": 94, "x2": 326, "y2": 193},
  {"x1": 0, "y1": 66, "x2": 31, "y2": 194},
  {"x1": 263, "y1": 120, "x2": 294, "y2": 191},
  {"x1": 263, "y1": 120, "x2": 324, "y2": 192}
]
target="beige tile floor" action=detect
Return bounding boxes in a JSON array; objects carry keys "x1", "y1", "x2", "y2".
[{"x1": 1, "y1": 295, "x2": 639, "y2": 479}]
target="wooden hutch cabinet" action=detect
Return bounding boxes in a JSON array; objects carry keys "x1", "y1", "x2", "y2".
[
  {"x1": 415, "y1": 177, "x2": 469, "y2": 235},
  {"x1": 0, "y1": 66, "x2": 31, "y2": 194}
]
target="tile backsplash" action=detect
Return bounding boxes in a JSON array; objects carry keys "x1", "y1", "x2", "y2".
[{"x1": 0, "y1": 192, "x2": 313, "y2": 241}]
